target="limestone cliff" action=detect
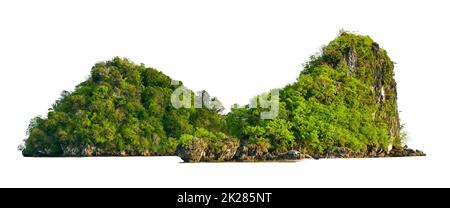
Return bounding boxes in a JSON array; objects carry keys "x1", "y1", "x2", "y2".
[{"x1": 320, "y1": 31, "x2": 401, "y2": 146}]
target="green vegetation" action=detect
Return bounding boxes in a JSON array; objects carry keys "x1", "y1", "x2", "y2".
[
  {"x1": 227, "y1": 31, "x2": 401, "y2": 155},
  {"x1": 21, "y1": 31, "x2": 405, "y2": 158},
  {"x1": 21, "y1": 58, "x2": 228, "y2": 156}
]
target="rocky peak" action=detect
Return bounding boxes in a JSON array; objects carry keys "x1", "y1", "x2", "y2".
[{"x1": 321, "y1": 32, "x2": 401, "y2": 141}]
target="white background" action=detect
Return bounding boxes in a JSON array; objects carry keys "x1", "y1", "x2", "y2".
[{"x1": 0, "y1": 0, "x2": 449, "y2": 187}]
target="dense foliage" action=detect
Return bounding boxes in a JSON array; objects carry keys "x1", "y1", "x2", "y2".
[
  {"x1": 228, "y1": 65, "x2": 392, "y2": 155},
  {"x1": 226, "y1": 32, "x2": 401, "y2": 155},
  {"x1": 21, "y1": 58, "x2": 228, "y2": 156},
  {"x1": 21, "y1": 32, "x2": 403, "y2": 157}
]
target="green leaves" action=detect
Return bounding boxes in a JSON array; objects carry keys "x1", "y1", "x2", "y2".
[
  {"x1": 22, "y1": 32, "x2": 403, "y2": 158},
  {"x1": 226, "y1": 32, "x2": 402, "y2": 155},
  {"x1": 178, "y1": 134, "x2": 195, "y2": 148},
  {"x1": 264, "y1": 119, "x2": 295, "y2": 152},
  {"x1": 22, "y1": 57, "x2": 229, "y2": 157}
]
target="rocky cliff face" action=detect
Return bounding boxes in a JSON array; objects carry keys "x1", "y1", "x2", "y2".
[{"x1": 321, "y1": 32, "x2": 401, "y2": 147}]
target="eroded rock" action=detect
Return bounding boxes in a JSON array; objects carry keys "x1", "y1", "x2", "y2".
[
  {"x1": 277, "y1": 150, "x2": 315, "y2": 160},
  {"x1": 217, "y1": 138, "x2": 240, "y2": 161},
  {"x1": 176, "y1": 138, "x2": 207, "y2": 163},
  {"x1": 388, "y1": 147, "x2": 426, "y2": 157}
]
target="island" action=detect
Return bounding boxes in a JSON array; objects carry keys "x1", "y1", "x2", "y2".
[{"x1": 19, "y1": 31, "x2": 425, "y2": 162}]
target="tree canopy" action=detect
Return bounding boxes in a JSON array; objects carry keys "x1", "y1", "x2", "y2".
[
  {"x1": 226, "y1": 31, "x2": 401, "y2": 155},
  {"x1": 22, "y1": 58, "x2": 228, "y2": 156},
  {"x1": 21, "y1": 32, "x2": 404, "y2": 158}
]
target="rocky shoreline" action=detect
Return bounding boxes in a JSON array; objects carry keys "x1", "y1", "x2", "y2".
[
  {"x1": 25, "y1": 138, "x2": 426, "y2": 163},
  {"x1": 28, "y1": 137, "x2": 425, "y2": 161},
  {"x1": 175, "y1": 138, "x2": 426, "y2": 163}
]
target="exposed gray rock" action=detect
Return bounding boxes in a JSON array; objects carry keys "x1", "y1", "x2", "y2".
[
  {"x1": 63, "y1": 145, "x2": 82, "y2": 156},
  {"x1": 346, "y1": 46, "x2": 358, "y2": 72},
  {"x1": 234, "y1": 146, "x2": 249, "y2": 161},
  {"x1": 278, "y1": 150, "x2": 315, "y2": 160},
  {"x1": 176, "y1": 138, "x2": 207, "y2": 163},
  {"x1": 278, "y1": 150, "x2": 302, "y2": 160},
  {"x1": 388, "y1": 147, "x2": 426, "y2": 157}
]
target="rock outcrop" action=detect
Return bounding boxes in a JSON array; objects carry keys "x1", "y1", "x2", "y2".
[
  {"x1": 323, "y1": 32, "x2": 401, "y2": 145},
  {"x1": 216, "y1": 139, "x2": 240, "y2": 161},
  {"x1": 388, "y1": 146, "x2": 426, "y2": 157},
  {"x1": 176, "y1": 138, "x2": 207, "y2": 163},
  {"x1": 277, "y1": 150, "x2": 314, "y2": 160},
  {"x1": 203, "y1": 138, "x2": 240, "y2": 162}
]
